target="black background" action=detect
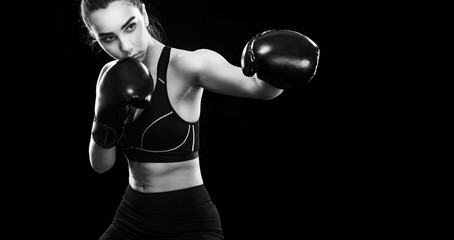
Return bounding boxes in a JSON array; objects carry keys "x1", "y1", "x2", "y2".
[{"x1": 8, "y1": 0, "x2": 437, "y2": 239}]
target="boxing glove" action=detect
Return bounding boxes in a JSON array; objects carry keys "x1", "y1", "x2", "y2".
[
  {"x1": 241, "y1": 29, "x2": 320, "y2": 89},
  {"x1": 92, "y1": 57, "x2": 153, "y2": 148}
]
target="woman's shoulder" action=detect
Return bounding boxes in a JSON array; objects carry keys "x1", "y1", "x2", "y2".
[
  {"x1": 171, "y1": 47, "x2": 221, "y2": 60},
  {"x1": 170, "y1": 47, "x2": 225, "y2": 73}
]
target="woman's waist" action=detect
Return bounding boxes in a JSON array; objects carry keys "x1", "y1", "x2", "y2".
[{"x1": 128, "y1": 158, "x2": 203, "y2": 193}]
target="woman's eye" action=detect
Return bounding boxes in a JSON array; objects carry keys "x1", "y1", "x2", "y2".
[
  {"x1": 101, "y1": 35, "x2": 117, "y2": 43},
  {"x1": 127, "y1": 23, "x2": 137, "y2": 32}
]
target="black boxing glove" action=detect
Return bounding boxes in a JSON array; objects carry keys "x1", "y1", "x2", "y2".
[
  {"x1": 92, "y1": 57, "x2": 153, "y2": 148},
  {"x1": 241, "y1": 29, "x2": 320, "y2": 89}
]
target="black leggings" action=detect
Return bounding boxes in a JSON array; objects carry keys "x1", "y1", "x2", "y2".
[{"x1": 100, "y1": 184, "x2": 224, "y2": 240}]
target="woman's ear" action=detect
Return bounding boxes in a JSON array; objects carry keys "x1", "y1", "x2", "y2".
[{"x1": 141, "y1": 3, "x2": 149, "y2": 27}]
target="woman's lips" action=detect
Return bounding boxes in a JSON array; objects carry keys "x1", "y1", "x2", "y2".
[{"x1": 132, "y1": 52, "x2": 143, "y2": 59}]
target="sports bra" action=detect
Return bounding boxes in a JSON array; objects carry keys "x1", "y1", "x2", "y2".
[{"x1": 118, "y1": 46, "x2": 200, "y2": 163}]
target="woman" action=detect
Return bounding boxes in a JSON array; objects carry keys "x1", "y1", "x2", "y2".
[{"x1": 80, "y1": 0, "x2": 318, "y2": 239}]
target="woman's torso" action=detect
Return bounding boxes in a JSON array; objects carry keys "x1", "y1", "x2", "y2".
[{"x1": 124, "y1": 45, "x2": 204, "y2": 193}]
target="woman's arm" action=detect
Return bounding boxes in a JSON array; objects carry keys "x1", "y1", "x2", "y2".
[
  {"x1": 88, "y1": 61, "x2": 118, "y2": 173},
  {"x1": 89, "y1": 138, "x2": 116, "y2": 173},
  {"x1": 174, "y1": 49, "x2": 284, "y2": 100}
]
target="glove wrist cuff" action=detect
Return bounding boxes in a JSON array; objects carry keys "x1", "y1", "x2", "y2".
[{"x1": 91, "y1": 118, "x2": 122, "y2": 149}]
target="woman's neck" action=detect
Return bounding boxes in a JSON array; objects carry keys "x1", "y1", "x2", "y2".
[{"x1": 143, "y1": 37, "x2": 165, "y2": 68}]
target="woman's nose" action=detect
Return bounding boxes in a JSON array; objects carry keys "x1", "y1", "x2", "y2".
[{"x1": 119, "y1": 36, "x2": 133, "y2": 56}]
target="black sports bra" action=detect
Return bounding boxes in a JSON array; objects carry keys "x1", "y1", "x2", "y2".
[{"x1": 118, "y1": 46, "x2": 200, "y2": 162}]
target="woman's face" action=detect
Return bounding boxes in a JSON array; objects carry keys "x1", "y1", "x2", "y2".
[{"x1": 88, "y1": 2, "x2": 149, "y2": 61}]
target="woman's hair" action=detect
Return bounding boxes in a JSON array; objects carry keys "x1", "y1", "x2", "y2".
[{"x1": 80, "y1": 0, "x2": 167, "y2": 49}]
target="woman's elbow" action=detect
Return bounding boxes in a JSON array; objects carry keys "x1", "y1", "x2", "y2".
[
  {"x1": 90, "y1": 157, "x2": 115, "y2": 173},
  {"x1": 89, "y1": 140, "x2": 116, "y2": 173}
]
